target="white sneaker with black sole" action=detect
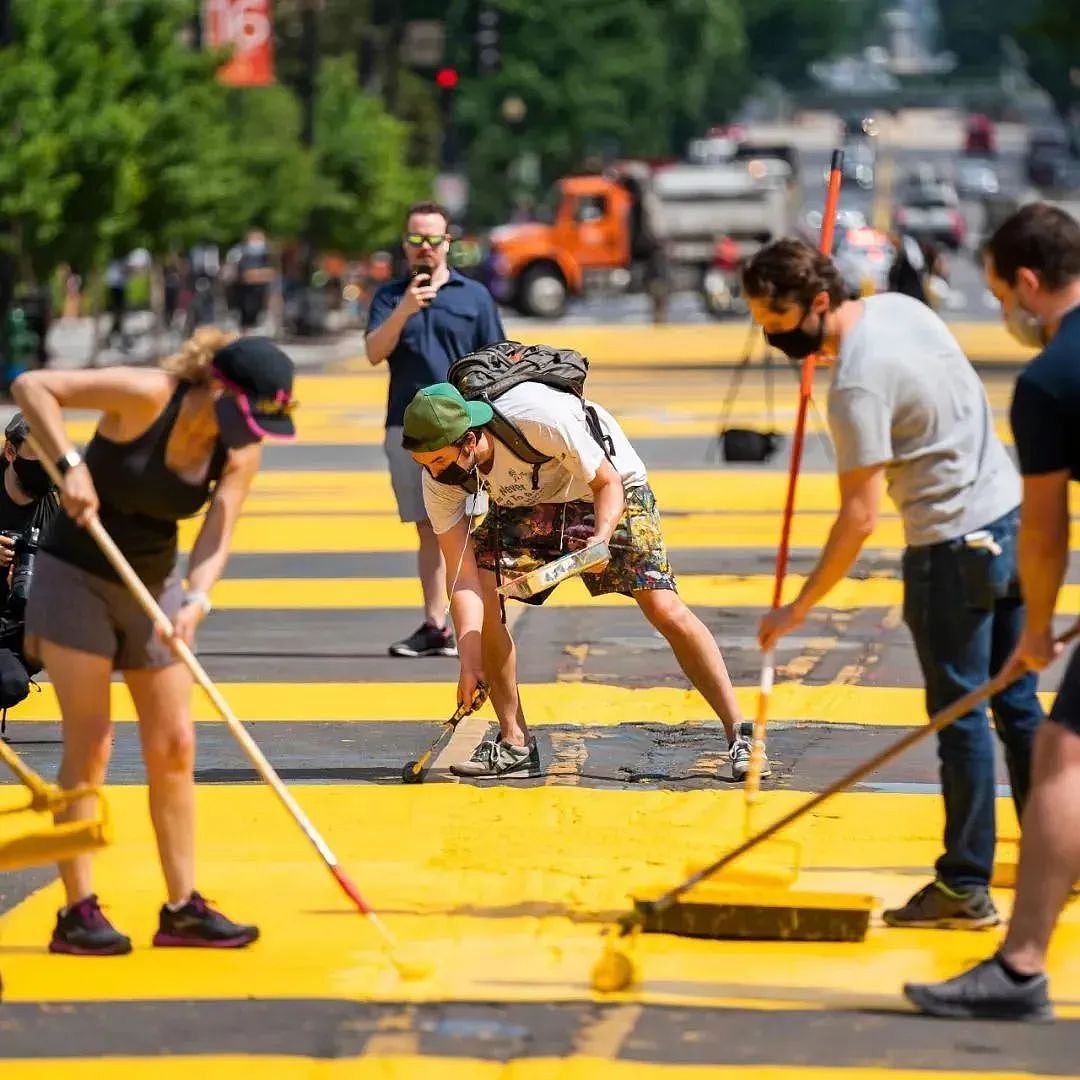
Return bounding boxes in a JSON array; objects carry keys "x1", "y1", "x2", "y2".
[{"x1": 730, "y1": 721, "x2": 772, "y2": 782}]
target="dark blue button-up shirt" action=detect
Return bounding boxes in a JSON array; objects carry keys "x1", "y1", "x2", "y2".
[{"x1": 368, "y1": 270, "x2": 506, "y2": 427}]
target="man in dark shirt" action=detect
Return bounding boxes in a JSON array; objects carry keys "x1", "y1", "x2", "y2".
[
  {"x1": 906, "y1": 202, "x2": 1080, "y2": 1021},
  {"x1": 366, "y1": 201, "x2": 505, "y2": 658},
  {"x1": 0, "y1": 412, "x2": 59, "y2": 736}
]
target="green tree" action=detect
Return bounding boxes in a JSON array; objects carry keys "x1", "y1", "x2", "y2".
[
  {"x1": 741, "y1": 0, "x2": 861, "y2": 90},
  {"x1": 308, "y1": 56, "x2": 433, "y2": 253},
  {"x1": 454, "y1": 0, "x2": 749, "y2": 225},
  {"x1": 0, "y1": 0, "x2": 146, "y2": 279},
  {"x1": 1019, "y1": 0, "x2": 1080, "y2": 126}
]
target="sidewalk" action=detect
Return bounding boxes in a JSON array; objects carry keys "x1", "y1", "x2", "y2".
[{"x1": 42, "y1": 314, "x2": 367, "y2": 373}]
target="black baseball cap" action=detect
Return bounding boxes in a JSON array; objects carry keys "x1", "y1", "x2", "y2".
[
  {"x1": 211, "y1": 337, "x2": 297, "y2": 442},
  {"x1": 4, "y1": 413, "x2": 30, "y2": 446}
]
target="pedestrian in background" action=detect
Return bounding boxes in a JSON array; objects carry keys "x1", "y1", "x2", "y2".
[{"x1": 366, "y1": 201, "x2": 506, "y2": 659}]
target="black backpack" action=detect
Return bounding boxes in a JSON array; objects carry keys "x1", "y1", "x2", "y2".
[{"x1": 447, "y1": 341, "x2": 614, "y2": 490}]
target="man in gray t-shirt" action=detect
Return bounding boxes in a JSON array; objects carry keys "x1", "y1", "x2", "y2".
[{"x1": 742, "y1": 238, "x2": 1043, "y2": 931}]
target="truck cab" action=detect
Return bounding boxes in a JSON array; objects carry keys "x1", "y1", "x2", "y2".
[{"x1": 487, "y1": 176, "x2": 632, "y2": 318}]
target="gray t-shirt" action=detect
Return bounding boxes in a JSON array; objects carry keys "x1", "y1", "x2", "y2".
[{"x1": 827, "y1": 293, "x2": 1019, "y2": 547}]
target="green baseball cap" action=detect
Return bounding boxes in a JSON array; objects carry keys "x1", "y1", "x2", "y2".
[{"x1": 402, "y1": 383, "x2": 494, "y2": 452}]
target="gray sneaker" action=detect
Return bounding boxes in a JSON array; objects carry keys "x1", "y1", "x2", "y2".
[
  {"x1": 730, "y1": 722, "x2": 771, "y2": 782},
  {"x1": 450, "y1": 737, "x2": 540, "y2": 778},
  {"x1": 904, "y1": 956, "x2": 1053, "y2": 1021},
  {"x1": 883, "y1": 879, "x2": 1000, "y2": 929}
]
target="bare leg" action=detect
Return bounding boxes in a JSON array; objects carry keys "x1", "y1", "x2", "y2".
[
  {"x1": 417, "y1": 520, "x2": 449, "y2": 628},
  {"x1": 41, "y1": 640, "x2": 114, "y2": 906},
  {"x1": 635, "y1": 588, "x2": 743, "y2": 742},
  {"x1": 999, "y1": 721, "x2": 1080, "y2": 974},
  {"x1": 479, "y1": 569, "x2": 528, "y2": 746},
  {"x1": 124, "y1": 662, "x2": 197, "y2": 906}
]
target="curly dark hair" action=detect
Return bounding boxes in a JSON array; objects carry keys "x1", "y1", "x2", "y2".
[
  {"x1": 985, "y1": 203, "x2": 1080, "y2": 291},
  {"x1": 742, "y1": 238, "x2": 848, "y2": 311}
]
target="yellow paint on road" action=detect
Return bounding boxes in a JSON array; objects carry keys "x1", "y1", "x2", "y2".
[
  {"x1": 179, "y1": 510, "x2": 914, "y2": 554},
  {"x1": 2, "y1": 785, "x2": 1074, "y2": 1017},
  {"x1": 7, "y1": 678, "x2": 1056, "y2": 727},
  {"x1": 212, "y1": 572, "x2": 1080, "y2": 614},
  {"x1": 8, "y1": 1062, "x2": 1069, "y2": 1080}
]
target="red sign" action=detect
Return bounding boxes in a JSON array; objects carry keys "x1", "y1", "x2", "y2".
[{"x1": 204, "y1": 0, "x2": 275, "y2": 87}]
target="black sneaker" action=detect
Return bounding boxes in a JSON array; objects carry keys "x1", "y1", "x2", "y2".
[
  {"x1": 389, "y1": 623, "x2": 457, "y2": 658},
  {"x1": 450, "y1": 737, "x2": 540, "y2": 778},
  {"x1": 883, "y1": 879, "x2": 1000, "y2": 930},
  {"x1": 152, "y1": 892, "x2": 259, "y2": 949},
  {"x1": 904, "y1": 955, "x2": 1053, "y2": 1021},
  {"x1": 49, "y1": 894, "x2": 132, "y2": 956},
  {"x1": 730, "y1": 721, "x2": 772, "y2": 782}
]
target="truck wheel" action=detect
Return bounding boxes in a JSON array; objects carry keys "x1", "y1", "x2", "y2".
[{"x1": 519, "y1": 266, "x2": 567, "y2": 319}]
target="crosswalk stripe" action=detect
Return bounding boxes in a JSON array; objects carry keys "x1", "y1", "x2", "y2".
[{"x1": 5, "y1": 679, "x2": 1053, "y2": 727}]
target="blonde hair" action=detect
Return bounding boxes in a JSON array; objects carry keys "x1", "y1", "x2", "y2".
[{"x1": 161, "y1": 327, "x2": 239, "y2": 384}]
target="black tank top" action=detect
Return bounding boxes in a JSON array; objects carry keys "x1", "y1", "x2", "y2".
[{"x1": 44, "y1": 382, "x2": 228, "y2": 585}]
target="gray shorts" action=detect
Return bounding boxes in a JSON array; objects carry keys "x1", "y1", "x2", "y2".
[
  {"x1": 25, "y1": 551, "x2": 183, "y2": 671},
  {"x1": 384, "y1": 425, "x2": 428, "y2": 524}
]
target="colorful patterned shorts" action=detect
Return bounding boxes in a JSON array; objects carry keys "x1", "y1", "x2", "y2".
[{"x1": 472, "y1": 484, "x2": 677, "y2": 605}]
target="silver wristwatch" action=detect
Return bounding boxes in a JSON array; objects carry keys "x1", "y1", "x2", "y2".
[
  {"x1": 183, "y1": 590, "x2": 212, "y2": 616},
  {"x1": 55, "y1": 448, "x2": 83, "y2": 476}
]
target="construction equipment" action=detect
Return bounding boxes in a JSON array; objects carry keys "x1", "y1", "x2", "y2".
[
  {"x1": 26, "y1": 434, "x2": 431, "y2": 983},
  {"x1": 0, "y1": 739, "x2": 110, "y2": 872},
  {"x1": 591, "y1": 623, "x2": 1080, "y2": 991},
  {"x1": 401, "y1": 685, "x2": 487, "y2": 784}
]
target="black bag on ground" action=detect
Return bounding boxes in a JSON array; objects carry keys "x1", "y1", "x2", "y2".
[
  {"x1": 719, "y1": 427, "x2": 781, "y2": 463},
  {"x1": 448, "y1": 341, "x2": 614, "y2": 489}
]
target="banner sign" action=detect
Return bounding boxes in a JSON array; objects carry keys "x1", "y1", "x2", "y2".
[{"x1": 204, "y1": 0, "x2": 275, "y2": 87}]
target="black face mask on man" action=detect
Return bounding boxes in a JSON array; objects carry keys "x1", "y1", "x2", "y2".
[
  {"x1": 12, "y1": 455, "x2": 52, "y2": 499},
  {"x1": 765, "y1": 308, "x2": 825, "y2": 360},
  {"x1": 429, "y1": 438, "x2": 478, "y2": 491}
]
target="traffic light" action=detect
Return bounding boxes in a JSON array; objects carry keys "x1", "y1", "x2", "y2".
[
  {"x1": 435, "y1": 68, "x2": 459, "y2": 169},
  {"x1": 435, "y1": 66, "x2": 459, "y2": 90},
  {"x1": 475, "y1": 4, "x2": 500, "y2": 75}
]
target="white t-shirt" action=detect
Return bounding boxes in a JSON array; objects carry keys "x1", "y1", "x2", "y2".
[{"x1": 422, "y1": 383, "x2": 649, "y2": 535}]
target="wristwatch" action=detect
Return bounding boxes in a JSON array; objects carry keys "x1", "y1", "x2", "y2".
[
  {"x1": 183, "y1": 590, "x2": 213, "y2": 616},
  {"x1": 55, "y1": 448, "x2": 83, "y2": 476}
]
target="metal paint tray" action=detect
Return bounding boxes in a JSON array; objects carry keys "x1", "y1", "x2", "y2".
[{"x1": 497, "y1": 541, "x2": 610, "y2": 600}]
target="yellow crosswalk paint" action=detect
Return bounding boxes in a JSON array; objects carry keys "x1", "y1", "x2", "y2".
[
  {"x1": 8, "y1": 678, "x2": 1055, "y2": 726},
  {"x1": 208, "y1": 572, "x2": 1080, "y2": 614},
  {"x1": 2, "y1": 785, "x2": 1075, "y2": 1017}
]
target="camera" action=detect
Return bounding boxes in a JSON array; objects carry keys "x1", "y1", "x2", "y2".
[{"x1": 1, "y1": 527, "x2": 39, "y2": 617}]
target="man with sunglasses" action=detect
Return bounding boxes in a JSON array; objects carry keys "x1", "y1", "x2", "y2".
[
  {"x1": 742, "y1": 237, "x2": 1042, "y2": 931},
  {"x1": 367, "y1": 201, "x2": 506, "y2": 660}
]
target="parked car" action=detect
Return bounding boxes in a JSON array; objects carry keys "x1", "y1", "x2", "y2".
[
  {"x1": 827, "y1": 141, "x2": 875, "y2": 190},
  {"x1": 955, "y1": 158, "x2": 1000, "y2": 199},
  {"x1": 964, "y1": 114, "x2": 996, "y2": 157},
  {"x1": 834, "y1": 225, "x2": 895, "y2": 298},
  {"x1": 894, "y1": 182, "x2": 966, "y2": 251}
]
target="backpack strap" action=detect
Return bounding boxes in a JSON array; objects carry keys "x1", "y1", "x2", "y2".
[{"x1": 483, "y1": 400, "x2": 552, "y2": 491}]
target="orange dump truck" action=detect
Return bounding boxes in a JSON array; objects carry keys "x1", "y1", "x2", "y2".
[{"x1": 485, "y1": 161, "x2": 794, "y2": 318}]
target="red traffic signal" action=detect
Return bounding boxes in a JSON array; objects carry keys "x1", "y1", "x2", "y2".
[{"x1": 435, "y1": 67, "x2": 460, "y2": 90}]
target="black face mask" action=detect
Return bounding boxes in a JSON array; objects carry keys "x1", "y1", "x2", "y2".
[
  {"x1": 765, "y1": 309, "x2": 825, "y2": 360},
  {"x1": 12, "y1": 455, "x2": 52, "y2": 499},
  {"x1": 429, "y1": 444, "x2": 478, "y2": 491}
]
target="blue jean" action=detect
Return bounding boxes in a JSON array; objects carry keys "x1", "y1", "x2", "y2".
[{"x1": 902, "y1": 507, "x2": 1044, "y2": 888}]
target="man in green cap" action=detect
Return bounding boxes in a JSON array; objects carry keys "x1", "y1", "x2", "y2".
[{"x1": 402, "y1": 379, "x2": 754, "y2": 779}]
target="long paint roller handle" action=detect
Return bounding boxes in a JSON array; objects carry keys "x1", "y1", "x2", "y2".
[{"x1": 634, "y1": 620, "x2": 1080, "y2": 925}]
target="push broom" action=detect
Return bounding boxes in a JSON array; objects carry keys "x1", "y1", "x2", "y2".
[
  {"x1": 26, "y1": 434, "x2": 432, "y2": 982},
  {"x1": 591, "y1": 622, "x2": 1080, "y2": 991},
  {"x1": 0, "y1": 738, "x2": 111, "y2": 871}
]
